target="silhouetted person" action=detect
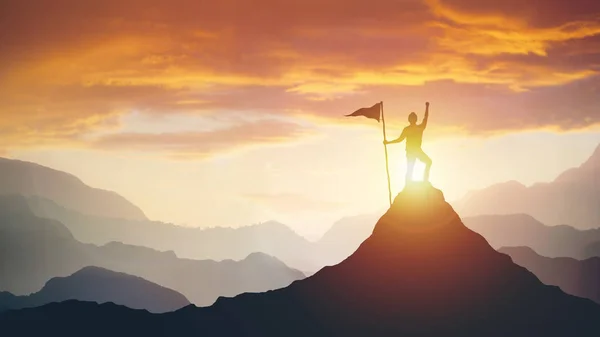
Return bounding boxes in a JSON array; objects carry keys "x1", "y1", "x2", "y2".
[{"x1": 384, "y1": 102, "x2": 432, "y2": 184}]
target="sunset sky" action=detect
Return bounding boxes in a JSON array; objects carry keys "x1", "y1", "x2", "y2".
[{"x1": 2, "y1": 0, "x2": 600, "y2": 238}]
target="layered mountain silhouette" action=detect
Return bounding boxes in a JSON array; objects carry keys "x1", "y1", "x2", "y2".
[
  {"x1": 0, "y1": 200, "x2": 84, "y2": 295},
  {"x1": 25, "y1": 194, "x2": 373, "y2": 272},
  {"x1": 0, "y1": 195, "x2": 305, "y2": 305},
  {"x1": 463, "y1": 214, "x2": 600, "y2": 259},
  {"x1": 0, "y1": 158, "x2": 146, "y2": 220},
  {"x1": 95, "y1": 243, "x2": 305, "y2": 305},
  {"x1": 23, "y1": 195, "x2": 318, "y2": 270},
  {"x1": 2, "y1": 183, "x2": 599, "y2": 337},
  {"x1": 0, "y1": 266, "x2": 189, "y2": 313},
  {"x1": 457, "y1": 143, "x2": 600, "y2": 229},
  {"x1": 0, "y1": 159, "x2": 433, "y2": 272},
  {"x1": 316, "y1": 213, "x2": 380, "y2": 264},
  {"x1": 500, "y1": 246, "x2": 600, "y2": 304}
]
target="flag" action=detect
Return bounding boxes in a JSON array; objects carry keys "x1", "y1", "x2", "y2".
[
  {"x1": 344, "y1": 101, "x2": 392, "y2": 206},
  {"x1": 345, "y1": 102, "x2": 381, "y2": 122}
]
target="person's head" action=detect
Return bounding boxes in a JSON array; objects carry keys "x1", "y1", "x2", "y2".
[{"x1": 408, "y1": 112, "x2": 417, "y2": 125}]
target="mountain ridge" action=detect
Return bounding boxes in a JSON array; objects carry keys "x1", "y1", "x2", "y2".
[
  {"x1": 500, "y1": 246, "x2": 600, "y2": 304},
  {"x1": 2, "y1": 183, "x2": 599, "y2": 336},
  {"x1": 0, "y1": 157, "x2": 147, "y2": 221},
  {"x1": 0, "y1": 197, "x2": 305, "y2": 305},
  {"x1": 0, "y1": 266, "x2": 190, "y2": 313},
  {"x1": 463, "y1": 213, "x2": 600, "y2": 259},
  {"x1": 457, "y1": 143, "x2": 600, "y2": 229},
  {"x1": 23, "y1": 194, "x2": 353, "y2": 271}
]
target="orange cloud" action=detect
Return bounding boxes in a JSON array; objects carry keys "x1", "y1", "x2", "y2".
[
  {"x1": 90, "y1": 119, "x2": 314, "y2": 159},
  {"x1": 428, "y1": 0, "x2": 600, "y2": 57},
  {"x1": 1, "y1": 0, "x2": 600, "y2": 154}
]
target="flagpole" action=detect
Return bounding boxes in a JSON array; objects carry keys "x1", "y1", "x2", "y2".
[{"x1": 381, "y1": 101, "x2": 392, "y2": 207}]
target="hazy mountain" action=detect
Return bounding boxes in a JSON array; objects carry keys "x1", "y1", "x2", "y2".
[
  {"x1": 0, "y1": 159, "x2": 375, "y2": 272},
  {"x1": 585, "y1": 241, "x2": 600, "y2": 257},
  {"x1": 24, "y1": 196, "x2": 321, "y2": 271},
  {"x1": 2, "y1": 183, "x2": 599, "y2": 337},
  {"x1": 26, "y1": 194, "x2": 385, "y2": 272},
  {"x1": 0, "y1": 266, "x2": 190, "y2": 313},
  {"x1": 500, "y1": 247, "x2": 600, "y2": 304},
  {"x1": 0, "y1": 198, "x2": 94, "y2": 295},
  {"x1": 95, "y1": 243, "x2": 306, "y2": 306},
  {"x1": 463, "y1": 214, "x2": 600, "y2": 259},
  {"x1": 0, "y1": 157, "x2": 146, "y2": 221},
  {"x1": 456, "y1": 144, "x2": 600, "y2": 230},
  {"x1": 0, "y1": 196, "x2": 305, "y2": 306},
  {"x1": 315, "y1": 213, "x2": 379, "y2": 264},
  {"x1": 38, "y1": 191, "x2": 600, "y2": 274}
]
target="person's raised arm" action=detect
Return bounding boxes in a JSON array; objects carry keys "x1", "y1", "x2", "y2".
[
  {"x1": 420, "y1": 102, "x2": 429, "y2": 129},
  {"x1": 384, "y1": 128, "x2": 407, "y2": 145}
]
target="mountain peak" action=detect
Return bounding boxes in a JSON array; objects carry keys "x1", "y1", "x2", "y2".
[
  {"x1": 330, "y1": 181, "x2": 535, "y2": 308},
  {"x1": 385, "y1": 182, "x2": 446, "y2": 221},
  {"x1": 206, "y1": 182, "x2": 600, "y2": 335},
  {"x1": 553, "y1": 142, "x2": 600, "y2": 183},
  {"x1": 0, "y1": 157, "x2": 147, "y2": 221},
  {"x1": 22, "y1": 266, "x2": 191, "y2": 314},
  {"x1": 372, "y1": 182, "x2": 461, "y2": 242},
  {"x1": 591, "y1": 142, "x2": 600, "y2": 158},
  {"x1": 581, "y1": 141, "x2": 600, "y2": 168}
]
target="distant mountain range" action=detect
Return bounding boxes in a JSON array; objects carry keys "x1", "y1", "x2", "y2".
[
  {"x1": 463, "y1": 214, "x2": 600, "y2": 259},
  {"x1": 0, "y1": 157, "x2": 389, "y2": 272},
  {"x1": 500, "y1": 247, "x2": 600, "y2": 304},
  {"x1": 27, "y1": 196, "x2": 318, "y2": 270},
  {"x1": 0, "y1": 195, "x2": 305, "y2": 306},
  {"x1": 0, "y1": 266, "x2": 190, "y2": 313},
  {"x1": 456, "y1": 144, "x2": 600, "y2": 230},
  {"x1": 0, "y1": 158, "x2": 146, "y2": 221},
  {"x1": 23, "y1": 191, "x2": 381, "y2": 272},
  {"x1": 9, "y1": 154, "x2": 600, "y2": 276},
  {"x1": 317, "y1": 213, "x2": 380, "y2": 262},
  {"x1": 2, "y1": 184, "x2": 599, "y2": 337},
  {"x1": 27, "y1": 187, "x2": 600, "y2": 272}
]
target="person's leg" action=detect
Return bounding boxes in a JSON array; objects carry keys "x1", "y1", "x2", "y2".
[
  {"x1": 417, "y1": 151, "x2": 432, "y2": 182},
  {"x1": 406, "y1": 155, "x2": 416, "y2": 185}
]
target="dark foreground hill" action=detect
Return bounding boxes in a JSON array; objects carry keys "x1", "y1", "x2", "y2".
[
  {"x1": 2, "y1": 183, "x2": 600, "y2": 337},
  {"x1": 0, "y1": 266, "x2": 190, "y2": 313}
]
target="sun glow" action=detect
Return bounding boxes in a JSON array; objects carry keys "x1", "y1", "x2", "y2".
[{"x1": 411, "y1": 162, "x2": 427, "y2": 182}]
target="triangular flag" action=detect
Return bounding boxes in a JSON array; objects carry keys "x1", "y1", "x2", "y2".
[{"x1": 345, "y1": 103, "x2": 381, "y2": 122}]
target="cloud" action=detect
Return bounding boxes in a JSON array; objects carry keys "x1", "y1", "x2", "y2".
[
  {"x1": 427, "y1": 0, "x2": 600, "y2": 29},
  {"x1": 243, "y1": 193, "x2": 346, "y2": 213},
  {"x1": 425, "y1": 0, "x2": 600, "y2": 75},
  {"x1": 90, "y1": 119, "x2": 314, "y2": 159},
  {"x1": 1, "y1": 0, "x2": 600, "y2": 153}
]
